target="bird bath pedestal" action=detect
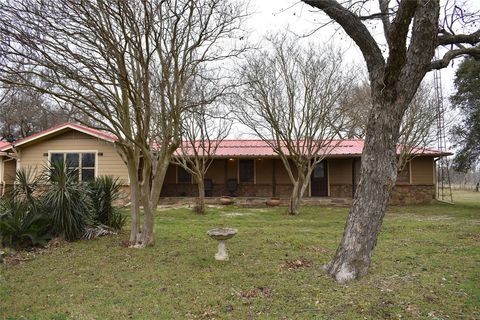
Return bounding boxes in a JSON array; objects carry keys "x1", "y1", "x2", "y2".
[{"x1": 207, "y1": 228, "x2": 237, "y2": 261}]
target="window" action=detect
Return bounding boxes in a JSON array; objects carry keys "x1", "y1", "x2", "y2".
[
  {"x1": 313, "y1": 162, "x2": 325, "y2": 178},
  {"x1": 177, "y1": 166, "x2": 192, "y2": 183},
  {"x1": 50, "y1": 152, "x2": 96, "y2": 182},
  {"x1": 239, "y1": 159, "x2": 254, "y2": 183}
]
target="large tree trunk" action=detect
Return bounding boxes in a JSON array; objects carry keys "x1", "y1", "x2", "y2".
[
  {"x1": 138, "y1": 153, "x2": 172, "y2": 246},
  {"x1": 299, "y1": 0, "x2": 443, "y2": 283},
  {"x1": 326, "y1": 99, "x2": 403, "y2": 283}
]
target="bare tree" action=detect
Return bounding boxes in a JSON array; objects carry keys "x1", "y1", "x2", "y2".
[
  {"x1": 397, "y1": 84, "x2": 439, "y2": 170},
  {"x1": 0, "y1": 76, "x2": 79, "y2": 140},
  {"x1": 234, "y1": 35, "x2": 352, "y2": 215},
  {"x1": 301, "y1": 0, "x2": 480, "y2": 282},
  {"x1": 0, "y1": 0, "x2": 247, "y2": 247},
  {"x1": 339, "y1": 82, "x2": 439, "y2": 170},
  {"x1": 173, "y1": 103, "x2": 231, "y2": 214},
  {"x1": 337, "y1": 80, "x2": 371, "y2": 139}
]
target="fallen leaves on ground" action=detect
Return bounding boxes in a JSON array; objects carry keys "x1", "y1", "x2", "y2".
[{"x1": 282, "y1": 258, "x2": 312, "y2": 270}]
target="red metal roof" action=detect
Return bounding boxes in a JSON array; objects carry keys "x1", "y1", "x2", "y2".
[
  {"x1": 176, "y1": 139, "x2": 449, "y2": 158},
  {"x1": 0, "y1": 141, "x2": 11, "y2": 150},
  {"x1": 0, "y1": 122, "x2": 449, "y2": 158}
]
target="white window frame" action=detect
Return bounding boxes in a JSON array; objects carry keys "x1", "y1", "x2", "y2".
[{"x1": 48, "y1": 150, "x2": 98, "y2": 182}]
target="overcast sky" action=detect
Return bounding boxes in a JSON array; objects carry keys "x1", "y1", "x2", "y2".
[
  {"x1": 229, "y1": 0, "x2": 478, "y2": 140},
  {"x1": 246, "y1": 1, "x2": 463, "y2": 91}
]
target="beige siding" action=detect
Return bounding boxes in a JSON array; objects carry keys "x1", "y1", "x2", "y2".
[
  {"x1": 227, "y1": 159, "x2": 237, "y2": 180},
  {"x1": 329, "y1": 158, "x2": 353, "y2": 185},
  {"x1": 411, "y1": 156, "x2": 435, "y2": 185},
  {"x1": 256, "y1": 159, "x2": 273, "y2": 184},
  {"x1": 18, "y1": 130, "x2": 129, "y2": 184},
  {"x1": 3, "y1": 159, "x2": 16, "y2": 184},
  {"x1": 396, "y1": 163, "x2": 410, "y2": 185},
  {"x1": 164, "y1": 164, "x2": 176, "y2": 184},
  {"x1": 205, "y1": 159, "x2": 225, "y2": 184},
  {"x1": 275, "y1": 159, "x2": 293, "y2": 184}
]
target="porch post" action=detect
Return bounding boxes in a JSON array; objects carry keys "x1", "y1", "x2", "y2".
[
  {"x1": 352, "y1": 157, "x2": 356, "y2": 198},
  {"x1": 224, "y1": 159, "x2": 228, "y2": 194},
  {"x1": 272, "y1": 159, "x2": 276, "y2": 197}
]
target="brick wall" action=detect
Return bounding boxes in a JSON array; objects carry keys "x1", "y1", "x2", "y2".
[
  {"x1": 158, "y1": 182, "x2": 435, "y2": 205},
  {"x1": 390, "y1": 185, "x2": 435, "y2": 205},
  {"x1": 330, "y1": 184, "x2": 353, "y2": 198},
  {"x1": 160, "y1": 183, "x2": 294, "y2": 198}
]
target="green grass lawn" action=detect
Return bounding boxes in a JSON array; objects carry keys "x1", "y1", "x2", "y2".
[{"x1": 1, "y1": 191, "x2": 479, "y2": 319}]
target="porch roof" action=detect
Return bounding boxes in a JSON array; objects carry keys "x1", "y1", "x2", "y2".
[
  {"x1": 176, "y1": 140, "x2": 451, "y2": 158},
  {"x1": 0, "y1": 122, "x2": 451, "y2": 158}
]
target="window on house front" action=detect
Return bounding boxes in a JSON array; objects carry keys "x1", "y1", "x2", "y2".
[
  {"x1": 177, "y1": 165, "x2": 192, "y2": 183},
  {"x1": 313, "y1": 162, "x2": 326, "y2": 178},
  {"x1": 50, "y1": 152, "x2": 96, "y2": 182},
  {"x1": 239, "y1": 159, "x2": 254, "y2": 183}
]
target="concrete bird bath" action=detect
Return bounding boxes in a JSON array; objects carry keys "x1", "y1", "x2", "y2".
[{"x1": 207, "y1": 228, "x2": 237, "y2": 261}]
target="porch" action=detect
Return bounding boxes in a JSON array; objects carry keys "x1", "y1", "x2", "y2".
[{"x1": 158, "y1": 196, "x2": 352, "y2": 207}]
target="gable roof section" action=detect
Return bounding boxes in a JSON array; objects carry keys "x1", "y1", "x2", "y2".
[
  {"x1": 0, "y1": 122, "x2": 117, "y2": 151},
  {"x1": 0, "y1": 141, "x2": 11, "y2": 150}
]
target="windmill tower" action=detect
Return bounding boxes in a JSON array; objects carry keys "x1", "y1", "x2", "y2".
[{"x1": 432, "y1": 64, "x2": 453, "y2": 203}]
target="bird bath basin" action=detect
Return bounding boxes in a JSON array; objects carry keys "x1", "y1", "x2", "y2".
[{"x1": 207, "y1": 228, "x2": 237, "y2": 261}]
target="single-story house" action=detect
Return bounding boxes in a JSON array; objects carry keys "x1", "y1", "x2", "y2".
[{"x1": 0, "y1": 122, "x2": 448, "y2": 205}]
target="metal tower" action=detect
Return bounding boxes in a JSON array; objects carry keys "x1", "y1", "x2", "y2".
[{"x1": 432, "y1": 65, "x2": 453, "y2": 203}]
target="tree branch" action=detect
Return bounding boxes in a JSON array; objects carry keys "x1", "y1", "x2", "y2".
[
  {"x1": 302, "y1": 0, "x2": 385, "y2": 78},
  {"x1": 437, "y1": 29, "x2": 480, "y2": 46},
  {"x1": 430, "y1": 46, "x2": 480, "y2": 70},
  {"x1": 383, "y1": 0, "x2": 418, "y2": 87}
]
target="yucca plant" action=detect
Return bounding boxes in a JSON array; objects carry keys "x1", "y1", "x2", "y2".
[
  {"x1": 0, "y1": 200, "x2": 52, "y2": 248},
  {"x1": 10, "y1": 167, "x2": 42, "y2": 212},
  {"x1": 42, "y1": 161, "x2": 90, "y2": 241},
  {"x1": 88, "y1": 176, "x2": 125, "y2": 230},
  {"x1": 0, "y1": 169, "x2": 52, "y2": 248},
  {"x1": 83, "y1": 224, "x2": 117, "y2": 240}
]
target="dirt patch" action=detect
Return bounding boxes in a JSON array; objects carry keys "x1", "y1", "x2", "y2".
[{"x1": 282, "y1": 258, "x2": 312, "y2": 270}]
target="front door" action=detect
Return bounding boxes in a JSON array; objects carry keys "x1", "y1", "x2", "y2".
[{"x1": 311, "y1": 160, "x2": 328, "y2": 197}]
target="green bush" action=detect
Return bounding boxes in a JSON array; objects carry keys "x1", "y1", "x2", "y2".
[
  {"x1": 0, "y1": 165, "x2": 124, "y2": 248},
  {"x1": 0, "y1": 168, "x2": 52, "y2": 248},
  {"x1": 0, "y1": 200, "x2": 52, "y2": 248},
  {"x1": 42, "y1": 161, "x2": 91, "y2": 241},
  {"x1": 88, "y1": 176, "x2": 125, "y2": 230}
]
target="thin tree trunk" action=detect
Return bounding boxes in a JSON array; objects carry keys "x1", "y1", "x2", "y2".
[
  {"x1": 137, "y1": 153, "x2": 172, "y2": 247},
  {"x1": 126, "y1": 159, "x2": 141, "y2": 245},
  {"x1": 288, "y1": 170, "x2": 309, "y2": 215},
  {"x1": 326, "y1": 100, "x2": 402, "y2": 283},
  {"x1": 288, "y1": 180, "x2": 302, "y2": 215},
  {"x1": 141, "y1": 202, "x2": 155, "y2": 246},
  {"x1": 196, "y1": 177, "x2": 206, "y2": 214},
  {"x1": 141, "y1": 159, "x2": 154, "y2": 247}
]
